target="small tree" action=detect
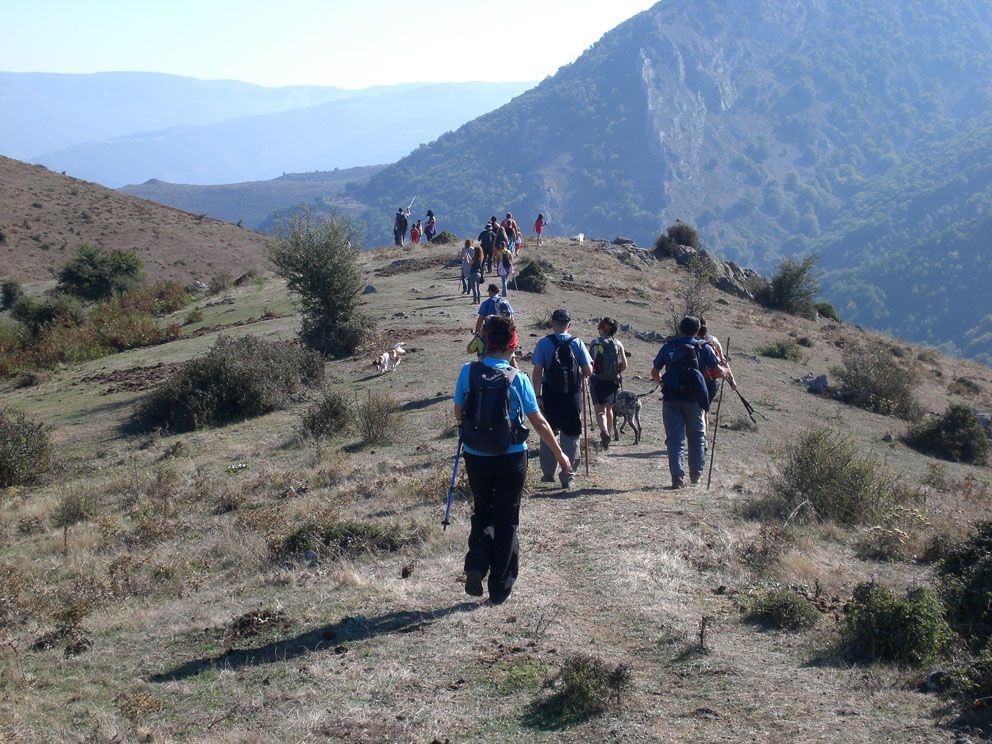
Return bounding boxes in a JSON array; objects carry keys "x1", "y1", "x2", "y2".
[
  {"x1": 757, "y1": 255, "x2": 819, "y2": 318},
  {"x1": 270, "y1": 211, "x2": 371, "y2": 357},
  {"x1": 654, "y1": 220, "x2": 700, "y2": 256},
  {"x1": 57, "y1": 244, "x2": 144, "y2": 301},
  {"x1": 667, "y1": 256, "x2": 712, "y2": 335},
  {"x1": 1, "y1": 280, "x2": 23, "y2": 310}
]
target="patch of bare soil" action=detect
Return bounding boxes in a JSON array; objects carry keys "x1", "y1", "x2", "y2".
[
  {"x1": 224, "y1": 608, "x2": 293, "y2": 643},
  {"x1": 82, "y1": 362, "x2": 181, "y2": 395},
  {"x1": 374, "y1": 255, "x2": 448, "y2": 277}
]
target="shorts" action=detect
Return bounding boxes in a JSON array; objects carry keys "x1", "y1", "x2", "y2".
[
  {"x1": 705, "y1": 377, "x2": 718, "y2": 404},
  {"x1": 590, "y1": 378, "x2": 620, "y2": 406}
]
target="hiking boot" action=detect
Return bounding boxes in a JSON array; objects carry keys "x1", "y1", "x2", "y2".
[
  {"x1": 465, "y1": 571, "x2": 484, "y2": 597},
  {"x1": 600, "y1": 432, "x2": 611, "y2": 450},
  {"x1": 690, "y1": 473, "x2": 702, "y2": 485},
  {"x1": 559, "y1": 473, "x2": 574, "y2": 490},
  {"x1": 489, "y1": 592, "x2": 510, "y2": 606},
  {"x1": 540, "y1": 474, "x2": 555, "y2": 483},
  {"x1": 670, "y1": 478, "x2": 686, "y2": 489}
]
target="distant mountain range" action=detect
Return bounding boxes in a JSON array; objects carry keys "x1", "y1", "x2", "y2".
[{"x1": 0, "y1": 72, "x2": 531, "y2": 186}]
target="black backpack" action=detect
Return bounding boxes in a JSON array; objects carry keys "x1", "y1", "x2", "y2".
[
  {"x1": 479, "y1": 228, "x2": 495, "y2": 251},
  {"x1": 544, "y1": 335, "x2": 579, "y2": 395},
  {"x1": 662, "y1": 342, "x2": 702, "y2": 400},
  {"x1": 461, "y1": 363, "x2": 529, "y2": 453}
]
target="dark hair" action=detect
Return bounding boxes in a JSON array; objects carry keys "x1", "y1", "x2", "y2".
[
  {"x1": 538, "y1": 213, "x2": 544, "y2": 219},
  {"x1": 599, "y1": 317, "x2": 618, "y2": 336},
  {"x1": 679, "y1": 316, "x2": 701, "y2": 336},
  {"x1": 464, "y1": 239, "x2": 471, "y2": 248},
  {"x1": 698, "y1": 316, "x2": 708, "y2": 336},
  {"x1": 484, "y1": 315, "x2": 514, "y2": 352}
]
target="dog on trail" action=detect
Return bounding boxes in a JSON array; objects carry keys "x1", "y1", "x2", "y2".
[
  {"x1": 373, "y1": 342, "x2": 406, "y2": 374},
  {"x1": 612, "y1": 385, "x2": 659, "y2": 445}
]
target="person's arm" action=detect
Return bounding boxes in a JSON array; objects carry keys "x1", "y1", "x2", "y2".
[
  {"x1": 474, "y1": 316, "x2": 485, "y2": 334},
  {"x1": 574, "y1": 339, "x2": 593, "y2": 379},
  {"x1": 618, "y1": 342, "x2": 628, "y2": 374},
  {"x1": 531, "y1": 364, "x2": 544, "y2": 408},
  {"x1": 527, "y1": 410, "x2": 571, "y2": 475},
  {"x1": 651, "y1": 366, "x2": 663, "y2": 385}
]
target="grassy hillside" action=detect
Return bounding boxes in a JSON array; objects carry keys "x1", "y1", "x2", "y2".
[
  {"x1": 2, "y1": 236, "x2": 990, "y2": 741},
  {"x1": 120, "y1": 166, "x2": 385, "y2": 231},
  {"x1": 0, "y1": 156, "x2": 269, "y2": 283}
]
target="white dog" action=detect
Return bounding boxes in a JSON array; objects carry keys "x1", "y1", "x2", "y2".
[{"x1": 373, "y1": 342, "x2": 406, "y2": 374}]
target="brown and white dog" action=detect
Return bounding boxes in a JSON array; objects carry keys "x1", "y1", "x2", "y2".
[{"x1": 373, "y1": 342, "x2": 407, "y2": 374}]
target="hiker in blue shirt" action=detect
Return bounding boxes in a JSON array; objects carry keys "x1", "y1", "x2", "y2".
[
  {"x1": 530, "y1": 308, "x2": 593, "y2": 489},
  {"x1": 454, "y1": 315, "x2": 571, "y2": 605},
  {"x1": 474, "y1": 284, "x2": 513, "y2": 334},
  {"x1": 651, "y1": 316, "x2": 729, "y2": 489}
]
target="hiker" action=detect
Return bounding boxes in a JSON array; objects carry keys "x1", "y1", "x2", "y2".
[
  {"x1": 491, "y1": 218, "x2": 509, "y2": 273},
  {"x1": 467, "y1": 314, "x2": 520, "y2": 368},
  {"x1": 534, "y1": 213, "x2": 545, "y2": 246},
  {"x1": 460, "y1": 239, "x2": 476, "y2": 295},
  {"x1": 468, "y1": 241, "x2": 484, "y2": 304},
  {"x1": 478, "y1": 223, "x2": 496, "y2": 275},
  {"x1": 393, "y1": 208, "x2": 408, "y2": 246},
  {"x1": 424, "y1": 210, "x2": 437, "y2": 243},
  {"x1": 495, "y1": 241, "x2": 514, "y2": 297},
  {"x1": 531, "y1": 309, "x2": 593, "y2": 489},
  {"x1": 589, "y1": 317, "x2": 628, "y2": 450},
  {"x1": 502, "y1": 213, "x2": 520, "y2": 255},
  {"x1": 454, "y1": 314, "x2": 572, "y2": 604},
  {"x1": 475, "y1": 284, "x2": 513, "y2": 334},
  {"x1": 697, "y1": 318, "x2": 737, "y2": 403},
  {"x1": 651, "y1": 316, "x2": 729, "y2": 488},
  {"x1": 410, "y1": 220, "x2": 422, "y2": 245}
]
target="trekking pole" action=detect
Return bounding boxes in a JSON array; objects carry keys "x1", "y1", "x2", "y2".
[
  {"x1": 441, "y1": 433, "x2": 463, "y2": 531},
  {"x1": 734, "y1": 388, "x2": 761, "y2": 423},
  {"x1": 707, "y1": 338, "x2": 730, "y2": 490},
  {"x1": 581, "y1": 377, "x2": 590, "y2": 477}
]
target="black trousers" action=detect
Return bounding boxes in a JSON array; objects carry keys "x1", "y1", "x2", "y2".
[
  {"x1": 463, "y1": 450, "x2": 527, "y2": 599},
  {"x1": 542, "y1": 390, "x2": 582, "y2": 436}
]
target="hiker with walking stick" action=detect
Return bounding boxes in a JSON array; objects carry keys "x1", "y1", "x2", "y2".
[
  {"x1": 453, "y1": 315, "x2": 571, "y2": 605},
  {"x1": 651, "y1": 316, "x2": 730, "y2": 489},
  {"x1": 530, "y1": 309, "x2": 593, "y2": 490}
]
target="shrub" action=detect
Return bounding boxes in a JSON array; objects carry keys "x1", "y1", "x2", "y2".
[
  {"x1": 767, "y1": 427, "x2": 911, "y2": 526},
  {"x1": 815, "y1": 301, "x2": 840, "y2": 321},
  {"x1": 757, "y1": 338, "x2": 804, "y2": 362},
  {"x1": 356, "y1": 391, "x2": 399, "y2": 445},
  {"x1": 208, "y1": 272, "x2": 233, "y2": 295},
  {"x1": 748, "y1": 589, "x2": 820, "y2": 630},
  {"x1": 270, "y1": 211, "x2": 371, "y2": 358},
  {"x1": 56, "y1": 244, "x2": 144, "y2": 300},
  {"x1": 301, "y1": 389, "x2": 351, "y2": 439},
  {"x1": 274, "y1": 515, "x2": 415, "y2": 561},
  {"x1": 514, "y1": 261, "x2": 547, "y2": 293},
  {"x1": 0, "y1": 408, "x2": 52, "y2": 487},
  {"x1": 833, "y1": 343, "x2": 921, "y2": 419},
  {"x1": 11, "y1": 294, "x2": 85, "y2": 335},
  {"x1": 526, "y1": 654, "x2": 631, "y2": 726},
  {"x1": 134, "y1": 335, "x2": 324, "y2": 432},
  {"x1": 667, "y1": 257, "x2": 712, "y2": 335},
  {"x1": 756, "y1": 255, "x2": 819, "y2": 318},
  {"x1": 1, "y1": 280, "x2": 22, "y2": 310},
  {"x1": 949, "y1": 377, "x2": 982, "y2": 397},
  {"x1": 905, "y1": 405, "x2": 989, "y2": 465},
  {"x1": 945, "y1": 646, "x2": 992, "y2": 727},
  {"x1": 431, "y1": 230, "x2": 458, "y2": 245},
  {"x1": 842, "y1": 582, "x2": 951, "y2": 666},
  {"x1": 940, "y1": 522, "x2": 992, "y2": 649},
  {"x1": 183, "y1": 308, "x2": 204, "y2": 325},
  {"x1": 654, "y1": 221, "x2": 700, "y2": 256}
]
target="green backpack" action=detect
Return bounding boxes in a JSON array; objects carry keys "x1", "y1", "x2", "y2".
[{"x1": 593, "y1": 337, "x2": 620, "y2": 382}]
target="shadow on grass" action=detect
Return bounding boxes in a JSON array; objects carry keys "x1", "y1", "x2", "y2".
[
  {"x1": 401, "y1": 395, "x2": 447, "y2": 412},
  {"x1": 150, "y1": 602, "x2": 478, "y2": 683},
  {"x1": 609, "y1": 449, "x2": 667, "y2": 460},
  {"x1": 521, "y1": 692, "x2": 601, "y2": 731},
  {"x1": 530, "y1": 486, "x2": 640, "y2": 500}
]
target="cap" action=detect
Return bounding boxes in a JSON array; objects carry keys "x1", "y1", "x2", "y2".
[
  {"x1": 506, "y1": 212, "x2": 512, "y2": 218},
  {"x1": 551, "y1": 308, "x2": 571, "y2": 323},
  {"x1": 487, "y1": 283, "x2": 499, "y2": 294}
]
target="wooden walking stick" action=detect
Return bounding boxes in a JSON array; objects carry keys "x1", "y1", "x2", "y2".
[
  {"x1": 581, "y1": 376, "x2": 590, "y2": 476},
  {"x1": 706, "y1": 337, "x2": 730, "y2": 490}
]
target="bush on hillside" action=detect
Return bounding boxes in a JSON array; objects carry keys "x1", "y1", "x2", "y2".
[
  {"x1": 134, "y1": 335, "x2": 324, "y2": 432},
  {"x1": 525, "y1": 654, "x2": 632, "y2": 726},
  {"x1": 514, "y1": 261, "x2": 548, "y2": 293},
  {"x1": 270, "y1": 211, "x2": 372, "y2": 358},
  {"x1": 273, "y1": 513, "x2": 417, "y2": 561},
  {"x1": 1, "y1": 280, "x2": 22, "y2": 310},
  {"x1": 939, "y1": 522, "x2": 992, "y2": 649},
  {"x1": 815, "y1": 301, "x2": 840, "y2": 321},
  {"x1": 654, "y1": 221, "x2": 700, "y2": 256},
  {"x1": 833, "y1": 343, "x2": 922, "y2": 419},
  {"x1": 755, "y1": 255, "x2": 819, "y2": 318},
  {"x1": 301, "y1": 389, "x2": 351, "y2": 439},
  {"x1": 0, "y1": 408, "x2": 52, "y2": 487},
  {"x1": 904, "y1": 404, "x2": 989, "y2": 465},
  {"x1": 356, "y1": 391, "x2": 400, "y2": 445},
  {"x1": 431, "y1": 230, "x2": 458, "y2": 245},
  {"x1": 667, "y1": 257, "x2": 712, "y2": 335},
  {"x1": 765, "y1": 427, "x2": 911, "y2": 526},
  {"x1": 10, "y1": 294, "x2": 86, "y2": 335},
  {"x1": 747, "y1": 589, "x2": 820, "y2": 631},
  {"x1": 56, "y1": 244, "x2": 144, "y2": 301},
  {"x1": 841, "y1": 582, "x2": 951, "y2": 666},
  {"x1": 757, "y1": 338, "x2": 804, "y2": 363}
]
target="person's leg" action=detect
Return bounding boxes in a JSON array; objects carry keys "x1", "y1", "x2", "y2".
[
  {"x1": 462, "y1": 454, "x2": 496, "y2": 590},
  {"x1": 685, "y1": 401, "x2": 707, "y2": 483},
  {"x1": 539, "y1": 436, "x2": 559, "y2": 480},
  {"x1": 559, "y1": 433, "x2": 580, "y2": 473},
  {"x1": 488, "y1": 451, "x2": 527, "y2": 601},
  {"x1": 501, "y1": 274, "x2": 508, "y2": 297},
  {"x1": 662, "y1": 400, "x2": 687, "y2": 486}
]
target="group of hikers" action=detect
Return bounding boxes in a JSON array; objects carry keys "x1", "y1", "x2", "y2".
[
  {"x1": 457, "y1": 213, "x2": 548, "y2": 302},
  {"x1": 452, "y1": 275, "x2": 737, "y2": 604},
  {"x1": 393, "y1": 207, "x2": 437, "y2": 246}
]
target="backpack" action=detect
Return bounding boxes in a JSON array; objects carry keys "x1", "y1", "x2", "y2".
[
  {"x1": 483, "y1": 296, "x2": 512, "y2": 317},
  {"x1": 501, "y1": 251, "x2": 512, "y2": 270},
  {"x1": 593, "y1": 337, "x2": 620, "y2": 382},
  {"x1": 662, "y1": 342, "x2": 702, "y2": 401},
  {"x1": 544, "y1": 335, "x2": 579, "y2": 395},
  {"x1": 460, "y1": 363, "x2": 529, "y2": 454},
  {"x1": 480, "y1": 229, "x2": 495, "y2": 251}
]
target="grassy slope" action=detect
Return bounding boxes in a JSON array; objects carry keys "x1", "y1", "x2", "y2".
[{"x1": 1, "y1": 238, "x2": 991, "y2": 742}]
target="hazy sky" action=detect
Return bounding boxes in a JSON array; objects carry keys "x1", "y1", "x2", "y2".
[{"x1": 2, "y1": 0, "x2": 658, "y2": 88}]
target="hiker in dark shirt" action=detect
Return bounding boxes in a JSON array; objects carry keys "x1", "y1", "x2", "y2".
[{"x1": 393, "y1": 208, "x2": 408, "y2": 246}]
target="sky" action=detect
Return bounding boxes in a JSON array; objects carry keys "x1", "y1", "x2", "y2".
[{"x1": 1, "y1": 0, "x2": 658, "y2": 88}]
